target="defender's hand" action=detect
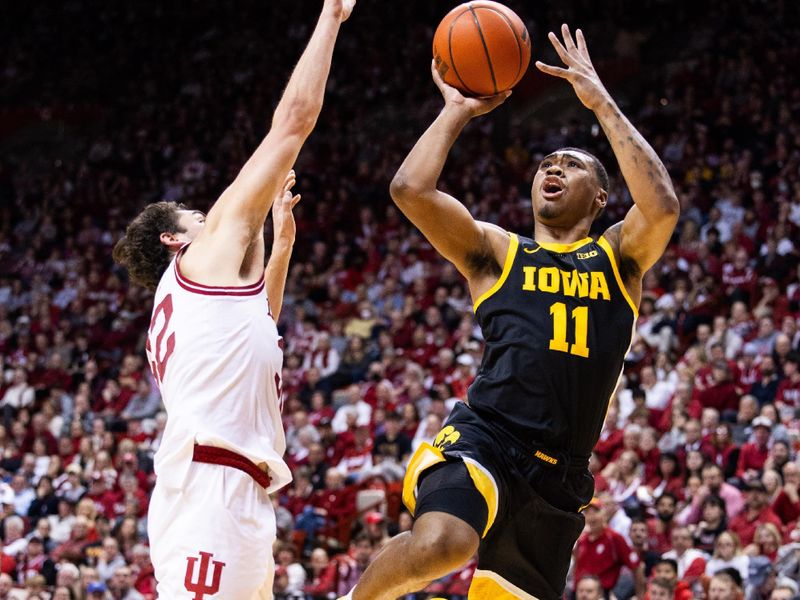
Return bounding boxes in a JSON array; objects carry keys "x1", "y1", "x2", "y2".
[
  {"x1": 324, "y1": 0, "x2": 356, "y2": 22},
  {"x1": 431, "y1": 60, "x2": 511, "y2": 119},
  {"x1": 272, "y1": 170, "x2": 301, "y2": 246},
  {"x1": 536, "y1": 25, "x2": 610, "y2": 112}
]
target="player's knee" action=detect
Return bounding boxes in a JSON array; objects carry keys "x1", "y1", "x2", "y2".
[{"x1": 407, "y1": 515, "x2": 479, "y2": 577}]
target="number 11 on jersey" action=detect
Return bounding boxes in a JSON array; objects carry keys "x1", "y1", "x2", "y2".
[{"x1": 549, "y1": 302, "x2": 590, "y2": 358}]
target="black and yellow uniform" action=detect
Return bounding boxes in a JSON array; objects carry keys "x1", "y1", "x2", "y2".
[{"x1": 403, "y1": 233, "x2": 637, "y2": 600}]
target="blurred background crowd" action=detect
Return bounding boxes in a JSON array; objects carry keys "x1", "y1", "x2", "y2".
[{"x1": 1, "y1": 0, "x2": 800, "y2": 598}]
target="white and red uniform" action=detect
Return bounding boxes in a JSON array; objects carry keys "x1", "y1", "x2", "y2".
[{"x1": 146, "y1": 247, "x2": 291, "y2": 599}]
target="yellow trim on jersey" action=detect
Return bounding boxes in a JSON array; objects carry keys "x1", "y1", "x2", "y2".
[
  {"x1": 469, "y1": 570, "x2": 540, "y2": 600},
  {"x1": 401, "y1": 442, "x2": 446, "y2": 515},
  {"x1": 597, "y1": 236, "x2": 639, "y2": 317},
  {"x1": 535, "y1": 236, "x2": 593, "y2": 253},
  {"x1": 473, "y1": 233, "x2": 519, "y2": 312},
  {"x1": 462, "y1": 457, "x2": 499, "y2": 538}
]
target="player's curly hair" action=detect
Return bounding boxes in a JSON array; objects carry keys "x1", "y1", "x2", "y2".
[{"x1": 112, "y1": 201, "x2": 187, "y2": 291}]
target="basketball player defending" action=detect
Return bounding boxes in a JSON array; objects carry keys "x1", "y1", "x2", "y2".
[
  {"x1": 345, "y1": 26, "x2": 678, "y2": 600},
  {"x1": 112, "y1": 1, "x2": 355, "y2": 597}
]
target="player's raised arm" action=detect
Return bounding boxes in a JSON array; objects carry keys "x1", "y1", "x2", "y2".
[
  {"x1": 390, "y1": 62, "x2": 511, "y2": 279},
  {"x1": 536, "y1": 25, "x2": 679, "y2": 277},
  {"x1": 183, "y1": 0, "x2": 355, "y2": 282}
]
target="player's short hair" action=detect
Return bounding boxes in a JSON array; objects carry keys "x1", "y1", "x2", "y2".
[
  {"x1": 113, "y1": 201, "x2": 187, "y2": 290},
  {"x1": 557, "y1": 147, "x2": 609, "y2": 192}
]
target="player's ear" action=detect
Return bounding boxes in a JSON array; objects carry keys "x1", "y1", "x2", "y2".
[
  {"x1": 159, "y1": 231, "x2": 184, "y2": 250},
  {"x1": 594, "y1": 188, "x2": 608, "y2": 210}
]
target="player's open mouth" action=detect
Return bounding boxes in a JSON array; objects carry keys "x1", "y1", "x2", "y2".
[{"x1": 542, "y1": 177, "x2": 565, "y2": 199}]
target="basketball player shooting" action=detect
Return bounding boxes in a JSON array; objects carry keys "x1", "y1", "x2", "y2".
[
  {"x1": 343, "y1": 25, "x2": 678, "y2": 600},
  {"x1": 112, "y1": 1, "x2": 355, "y2": 597}
]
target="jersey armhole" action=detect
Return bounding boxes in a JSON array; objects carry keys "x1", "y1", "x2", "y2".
[
  {"x1": 473, "y1": 233, "x2": 519, "y2": 312},
  {"x1": 597, "y1": 236, "x2": 639, "y2": 317}
]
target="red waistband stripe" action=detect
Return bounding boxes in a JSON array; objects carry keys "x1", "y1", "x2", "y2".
[{"x1": 192, "y1": 444, "x2": 271, "y2": 488}]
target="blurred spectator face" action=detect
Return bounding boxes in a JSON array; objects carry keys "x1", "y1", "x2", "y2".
[
  {"x1": 708, "y1": 574, "x2": 737, "y2": 600},
  {"x1": 715, "y1": 533, "x2": 737, "y2": 560},
  {"x1": 656, "y1": 495, "x2": 676, "y2": 521},
  {"x1": 0, "y1": 573, "x2": 13, "y2": 596},
  {"x1": 324, "y1": 469, "x2": 344, "y2": 490},
  {"x1": 670, "y1": 527, "x2": 693, "y2": 553},
  {"x1": 783, "y1": 462, "x2": 799, "y2": 487},
  {"x1": 653, "y1": 562, "x2": 678, "y2": 584},
  {"x1": 309, "y1": 548, "x2": 329, "y2": 572},
  {"x1": 52, "y1": 587, "x2": 73, "y2": 600},
  {"x1": 774, "y1": 334, "x2": 790, "y2": 357},
  {"x1": 684, "y1": 420, "x2": 702, "y2": 443},
  {"x1": 702, "y1": 408, "x2": 719, "y2": 430},
  {"x1": 702, "y1": 464, "x2": 724, "y2": 493},
  {"x1": 738, "y1": 395, "x2": 758, "y2": 421},
  {"x1": 102, "y1": 537, "x2": 119, "y2": 560},
  {"x1": 770, "y1": 588, "x2": 795, "y2": 600},
  {"x1": 753, "y1": 424, "x2": 771, "y2": 446},
  {"x1": 757, "y1": 317, "x2": 774, "y2": 338},
  {"x1": 629, "y1": 521, "x2": 648, "y2": 547},
  {"x1": 647, "y1": 581, "x2": 672, "y2": 600},
  {"x1": 576, "y1": 577, "x2": 603, "y2": 600},
  {"x1": 583, "y1": 505, "x2": 604, "y2": 532},
  {"x1": 702, "y1": 499, "x2": 724, "y2": 525},
  {"x1": 353, "y1": 538, "x2": 373, "y2": 567}
]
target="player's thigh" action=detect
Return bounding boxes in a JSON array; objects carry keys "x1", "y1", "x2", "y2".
[{"x1": 150, "y1": 464, "x2": 276, "y2": 599}]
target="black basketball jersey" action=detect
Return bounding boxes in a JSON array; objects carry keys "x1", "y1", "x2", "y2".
[{"x1": 468, "y1": 233, "x2": 637, "y2": 461}]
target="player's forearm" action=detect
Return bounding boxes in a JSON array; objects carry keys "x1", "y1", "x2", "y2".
[
  {"x1": 265, "y1": 241, "x2": 293, "y2": 321},
  {"x1": 272, "y1": 9, "x2": 342, "y2": 136},
  {"x1": 594, "y1": 97, "x2": 679, "y2": 220},
  {"x1": 391, "y1": 105, "x2": 471, "y2": 198}
]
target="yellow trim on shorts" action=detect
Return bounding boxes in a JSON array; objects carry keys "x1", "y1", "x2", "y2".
[
  {"x1": 469, "y1": 569, "x2": 540, "y2": 600},
  {"x1": 473, "y1": 233, "x2": 519, "y2": 312},
  {"x1": 597, "y1": 236, "x2": 639, "y2": 317},
  {"x1": 461, "y1": 457, "x2": 499, "y2": 538},
  {"x1": 535, "y1": 236, "x2": 593, "y2": 253},
  {"x1": 402, "y1": 442, "x2": 446, "y2": 515}
]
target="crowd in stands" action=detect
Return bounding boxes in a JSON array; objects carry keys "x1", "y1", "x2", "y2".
[{"x1": 1, "y1": 0, "x2": 800, "y2": 598}]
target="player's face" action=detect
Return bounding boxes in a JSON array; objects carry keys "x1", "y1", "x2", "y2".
[
  {"x1": 531, "y1": 151, "x2": 605, "y2": 227},
  {"x1": 174, "y1": 209, "x2": 206, "y2": 242}
]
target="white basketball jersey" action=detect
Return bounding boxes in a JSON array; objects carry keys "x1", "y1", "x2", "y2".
[{"x1": 146, "y1": 246, "x2": 291, "y2": 494}]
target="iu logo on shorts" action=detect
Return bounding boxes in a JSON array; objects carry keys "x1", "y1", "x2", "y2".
[{"x1": 184, "y1": 551, "x2": 226, "y2": 599}]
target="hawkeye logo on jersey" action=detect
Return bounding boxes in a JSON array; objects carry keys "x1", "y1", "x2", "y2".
[
  {"x1": 433, "y1": 425, "x2": 461, "y2": 449},
  {"x1": 522, "y1": 266, "x2": 610, "y2": 301}
]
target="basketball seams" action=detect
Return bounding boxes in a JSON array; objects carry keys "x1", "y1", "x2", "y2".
[
  {"x1": 467, "y1": 3, "x2": 498, "y2": 95},
  {"x1": 447, "y1": 8, "x2": 479, "y2": 96},
  {"x1": 482, "y1": 6, "x2": 524, "y2": 87}
]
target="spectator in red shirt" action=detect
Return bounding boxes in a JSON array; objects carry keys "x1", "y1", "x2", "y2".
[
  {"x1": 699, "y1": 361, "x2": 740, "y2": 416},
  {"x1": 771, "y1": 461, "x2": 800, "y2": 526},
  {"x1": 775, "y1": 352, "x2": 800, "y2": 410},
  {"x1": 728, "y1": 479, "x2": 783, "y2": 546},
  {"x1": 303, "y1": 547, "x2": 338, "y2": 598},
  {"x1": 574, "y1": 498, "x2": 643, "y2": 596},
  {"x1": 736, "y1": 416, "x2": 772, "y2": 479},
  {"x1": 647, "y1": 492, "x2": 678, "y2": 554}
]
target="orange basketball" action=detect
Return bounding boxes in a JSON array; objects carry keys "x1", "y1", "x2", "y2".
[{"x1": 433, "y1": 1, "x2": 532, "y2": 97}]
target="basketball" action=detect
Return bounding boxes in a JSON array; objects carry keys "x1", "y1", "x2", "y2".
[{"x1": 433, "y1": 1, "x2": 532, "y2": 97}]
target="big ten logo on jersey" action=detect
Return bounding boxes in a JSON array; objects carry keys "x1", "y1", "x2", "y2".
[
  {"x1": 146, "y1": 294, "x2": 176, "y2": 385},
  {"x1": 521, "y1": 266, "x2": 610, "y2": 301}
]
